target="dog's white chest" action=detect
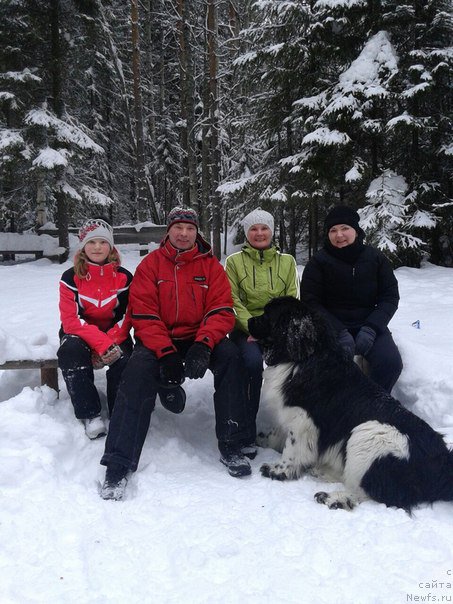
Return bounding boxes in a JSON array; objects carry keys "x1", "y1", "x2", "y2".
[{"x1": 261, "y1": 363, "x2": 295, "y2": 412}]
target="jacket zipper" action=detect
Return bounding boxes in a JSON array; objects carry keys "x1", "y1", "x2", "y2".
[{"x1": 173, "y1": 262, "x2": 180, "y2": 337}]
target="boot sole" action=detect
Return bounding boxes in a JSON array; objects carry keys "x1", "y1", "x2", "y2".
[
  {"x1": 158, "y1": 387, "x2": 186, "y2": 414},
  {"x1": 220, "y1": 457, "x2": 252, "y2": 478}
]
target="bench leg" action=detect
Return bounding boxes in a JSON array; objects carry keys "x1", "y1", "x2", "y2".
[{"x1": 41, "y1": 367, "x2": 59, "y2": 396}]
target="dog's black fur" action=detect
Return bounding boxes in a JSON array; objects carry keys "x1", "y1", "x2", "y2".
[{"x1": 249, "y1": 296, "x2": 453, "y2": 511}]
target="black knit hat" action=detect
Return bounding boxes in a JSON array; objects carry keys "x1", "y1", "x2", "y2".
[
  {"x1": 166, "y1": 206, "x2": 199, "y2": 231},
  {"x1": 324, "y1": 205, "x2": 363, "y2": 235}
]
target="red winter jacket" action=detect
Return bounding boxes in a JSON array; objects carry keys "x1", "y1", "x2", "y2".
[
  {"x1": 130, "y1": 235, "x2": 235, "y2": 358},
  {"x1": 59, "y1": 260, "x2": 133, "y2": 355}
]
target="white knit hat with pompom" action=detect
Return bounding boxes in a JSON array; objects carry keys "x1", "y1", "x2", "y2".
[{"x1": 78, "y1": 218, "x2": 114, "y2": 250}]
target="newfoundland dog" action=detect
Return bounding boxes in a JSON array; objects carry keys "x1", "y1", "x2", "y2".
[{"x1": 248, "y1": 296, "x2": 453, "y2": 511}]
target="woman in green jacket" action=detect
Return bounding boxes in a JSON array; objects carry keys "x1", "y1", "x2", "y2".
[{"x1": 225, "y1": 209, "x2": 299, "y2": 453}]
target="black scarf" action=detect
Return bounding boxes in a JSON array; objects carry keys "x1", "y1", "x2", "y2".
[{"x1": 324, "y1": 237, "x2": 365, "y2": 265}]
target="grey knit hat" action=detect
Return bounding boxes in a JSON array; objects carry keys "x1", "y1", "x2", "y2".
[{"x1": 242, "y1": 209, "x2": 274, "y2": 237}]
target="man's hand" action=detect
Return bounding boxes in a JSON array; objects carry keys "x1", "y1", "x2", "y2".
[
  {"x1": 184, "y1": 343, "x2": 211, "y2": 379},
  {"x1": 159, "y1": 352, "x2": 185, "y2": 386}
]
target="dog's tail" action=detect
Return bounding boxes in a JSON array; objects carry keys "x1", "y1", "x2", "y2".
[
  {"x1": 436, "y1": 449, "x2": 453, "y2": 501},
  {"x1": 362, "y1": 449, "x2": 453, "y2": 512},
  {"x1": 423, "y1": 449, "x2": 453, "y2": 504}
]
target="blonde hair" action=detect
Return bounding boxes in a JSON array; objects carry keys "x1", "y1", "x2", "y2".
[{"x1": 74, "y1": 247, "x2": 121, "y2": 278}]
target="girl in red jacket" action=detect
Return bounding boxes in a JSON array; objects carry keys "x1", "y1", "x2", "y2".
[{"x1": 57, "y1": 219, "x2": 133, "y2": 439}]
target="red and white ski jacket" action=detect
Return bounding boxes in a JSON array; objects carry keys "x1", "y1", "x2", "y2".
[
  {"x1": 59, "y1": 261, "x2": 133, "y2": 355},
  {"x1": 130, "y1": 235, "x2": 235, "y2": 358}
]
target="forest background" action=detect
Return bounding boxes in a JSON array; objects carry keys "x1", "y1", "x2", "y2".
[{"x1": 1, "y1": 0, "x2": 452, "y2": 266}]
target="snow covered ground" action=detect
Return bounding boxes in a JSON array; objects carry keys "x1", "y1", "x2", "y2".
[{"x1": 1, "y1": 250, "x2": 453, "y2": 604}]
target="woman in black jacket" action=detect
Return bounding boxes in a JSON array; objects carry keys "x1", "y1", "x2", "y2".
[{"x1": 300, "y1": 205, "x2": 402, "y2": 392}]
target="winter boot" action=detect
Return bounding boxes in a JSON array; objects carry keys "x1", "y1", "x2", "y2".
[
  {"x1": 100, "y1": 463, "x2": 129, "y2": 501},
  {"x1": 83, "y1": 415, "x2": 107, "y2": 439},
  {"x1": 158, "y1": 386, "x2": 186, "y2": 414},
  {"x1": 219, "y1": 446, "x2": 252, "y2": 478},
  {"x1": 241, "y1": 443, "x2": 258, "y2": 460}
]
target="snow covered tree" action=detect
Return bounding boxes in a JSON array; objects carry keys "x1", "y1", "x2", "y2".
[
  {"x1": 359, "y1": 170, "x2": 436, "y2": 266},
  {"x1": 381, "y1": 0, "x2": 453, "y2": 264},
  {"x1": 219, "y1": 0, "x2": 317, "y2": 255},
  {"x1": 224, "y1": 0, "x2": 452, "y2": 263},
  {"x1": 0, "y1": 0, "x2": 44, "y2": 231}
]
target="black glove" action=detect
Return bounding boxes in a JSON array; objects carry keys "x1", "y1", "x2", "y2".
[
  {"x1": 337, "y1": 329, "x2": 355, "y2": 358},
  {"x1": 355, "y1": 326, "x2": 376, "y2": 357},
  {"x1": 184, "y1": 342, "x2": 211, "y2": 379},
  {"x1": 159, "y1": 352, "x2": 185, "y2": 386}
]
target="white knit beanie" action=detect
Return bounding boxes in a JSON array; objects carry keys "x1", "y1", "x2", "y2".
[
  {"x1": 78, "y1": 218, "x2": 114, "y2": 250},
  {"x1": 242, "y1": 209, "x2": 274, "y2": 237}
]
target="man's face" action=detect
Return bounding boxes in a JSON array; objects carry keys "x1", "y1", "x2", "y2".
[{"x1": 168, "y1": 222, "x2": 197, "y2": 250}]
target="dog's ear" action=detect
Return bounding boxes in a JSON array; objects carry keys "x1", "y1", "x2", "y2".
[{"x1": 286, "y1": 313, "x2": 317, "y2": 361}]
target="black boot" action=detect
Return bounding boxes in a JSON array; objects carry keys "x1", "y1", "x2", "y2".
[
  {"x1": 100, "y1": 463, "x2": 129, "y2": 501},
  {"x1": 219, "y1": 445, "x2": 252, "y2": 478},
  {"x1": 241, "y1": 443, "x2": 258, "y2": 460},
  {"x1": 158, "y1": 386, "x2": 186, "y2": 414}
]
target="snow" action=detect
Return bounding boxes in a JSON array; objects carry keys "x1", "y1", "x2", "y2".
[
  {"x1": 315, "y1": 0, "x2": 367, "y2": 7},
  {"x1": 345, "y1": 165, "x2": 361, "y2": 182},
  {"x1": 0, "y1": 232, "x2": 64, "y2": 255},
  {"x1": 0, "y1": 129, "x2": 24, "y2": 151},
  {"x1": 402, "y1": 82, "x2": 431, "y2": 98},
  {"x1": 61, "y1": 182, "x2": 83, "y2": 201},
  {"x1": 302, "y1": 127, "x2": 351, "y2": 146},
  {"x1": 293, "y1": 93, "x2": 326, "y2": 110},
  {"x1": 32, "y1": 147, "x2": 68, "y2": 169},
  {"x1": 337, "y1": 31, "x2": 398, "y2": 99},
  {"x1": 1, "y1": 251, "x2": 453, "y2": 603},
  {"x1": 80, "y1": 186, "x2": 114, "y2": 207},
  {"x1": 0, "y1": 67, "x2": 41, "y2": 83},
  {"x1": 386, "y1": 112, "x2": 418, "y2": 129},
  {"x1": 441, "y1": 142, "x2": 453, "y2": 156},
  {"x1": 25, "y1": 109, "x2": 104, "y2": 154}
]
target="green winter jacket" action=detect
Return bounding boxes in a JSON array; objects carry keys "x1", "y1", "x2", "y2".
[{"x1": 225, "y1": 244, "x2": 299, "y2": 334}]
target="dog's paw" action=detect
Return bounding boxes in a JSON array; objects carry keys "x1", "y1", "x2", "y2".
[
  {"x1": 260, "y1": 462, "x2": 289, "y2": 481},
  {"x1": 314, "y1": 491, "x2": 355, "y2": 511}
]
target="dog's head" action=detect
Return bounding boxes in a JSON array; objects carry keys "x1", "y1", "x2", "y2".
[{"x1": 248, "y1": 296, "x2": 332, "y2": 365}]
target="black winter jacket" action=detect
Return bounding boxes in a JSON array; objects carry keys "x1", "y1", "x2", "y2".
[{"x1": 300, "y1": 245, "x2": 399, "y2": 334}]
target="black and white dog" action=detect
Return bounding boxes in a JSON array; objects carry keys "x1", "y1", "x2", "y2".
[{"x1": 248, "y1": 296, "x2": 453, "y2": 511}]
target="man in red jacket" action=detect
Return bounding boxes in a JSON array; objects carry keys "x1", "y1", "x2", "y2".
[{"x1": 100, "y1": 207, "x2": 251, "y2": 500}]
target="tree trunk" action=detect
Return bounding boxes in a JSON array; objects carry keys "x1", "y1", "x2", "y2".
[
  {"x1": 131, "y1": 0, "x2": 152, "y2": 222},
  {"x1": 50, "y1": 0, "x2": 69, "y2": 261},
  {"x1": 207, "y1": 0, "x2": 221, "y2": 258},
  {"x1": 201, "y1": 48, "x2": 211, "y2": 236},
  {"x1": 177, "y1": 0, "x2": 198, "y2": 209}
]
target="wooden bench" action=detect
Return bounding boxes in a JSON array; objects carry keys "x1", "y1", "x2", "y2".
[
  {"x1": 0, "y1": 250, "x2": 44, "y2": 261},
  {"x1": 0, "y1": 359, "x2": 59, "y2": 394},
  {"x1": 0, "y1": 249, "x2": 66, "y2": 262}
]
